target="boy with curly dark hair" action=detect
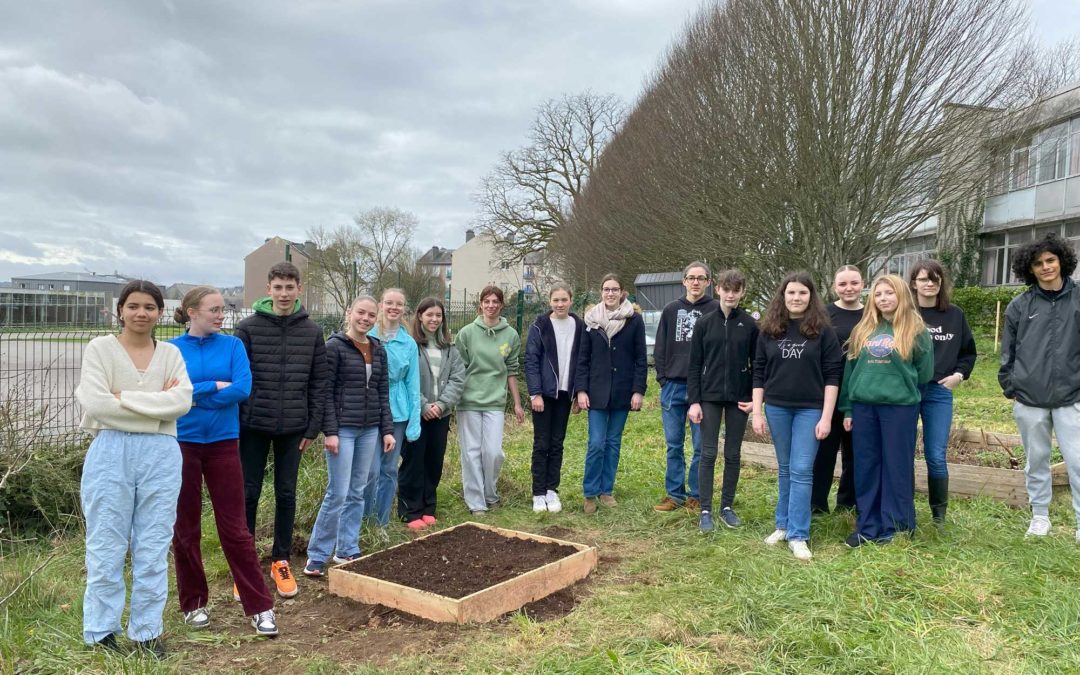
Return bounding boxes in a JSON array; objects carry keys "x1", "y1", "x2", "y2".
[{"x1": 998, "y1": 233, "x2": 1080, "y2": 540}]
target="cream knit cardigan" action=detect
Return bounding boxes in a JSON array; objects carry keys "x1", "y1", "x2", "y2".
[{"x1": 76, "y1": 335, "x2": 193, "y2": 436}]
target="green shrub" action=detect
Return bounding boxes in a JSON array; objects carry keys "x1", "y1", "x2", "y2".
[
  {"x1": 951, "y1": 285, "x2": 1024, "y2": 334},
  {"x1": 0, "y1": 438, "x2": 85, "y2": 534}
]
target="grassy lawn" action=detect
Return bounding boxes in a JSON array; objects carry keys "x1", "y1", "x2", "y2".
[
  {"x1": 4, "y1": 363, "x2": 1079, "y2": 674},
  {"x1": 951, "y1": 334, "x2": 1013, "y2": 433}
]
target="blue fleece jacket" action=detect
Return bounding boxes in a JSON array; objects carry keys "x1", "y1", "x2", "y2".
[
  {"x1": 170, "y1": 331, "x2": 252, "y2": 443},
  {"x1": 369, "y1": 324, "x2": 421, "y2": 442}
]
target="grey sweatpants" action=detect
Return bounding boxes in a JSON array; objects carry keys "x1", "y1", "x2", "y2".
[
  {"x1": 458, "y1": 410, "x2": 505, "y2": 512},
  {"x1": 1013, "y1": 402, "x2": 1080, "y2": 523}
]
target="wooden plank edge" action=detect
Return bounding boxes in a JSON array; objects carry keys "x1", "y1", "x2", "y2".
[{"x1": 328, "y1": 567, "x2": 462, "y2": 623}]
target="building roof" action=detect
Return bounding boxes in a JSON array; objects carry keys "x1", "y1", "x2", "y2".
[
  {"x1": 12, "y1": 271, "x2": 130, "y2": 284},
  {"x1": 418, "y1": 246, "x2": 454, "y2": 265},
  {"x1": 634, "y1": 271, "x2": 683, "y2": 285}
]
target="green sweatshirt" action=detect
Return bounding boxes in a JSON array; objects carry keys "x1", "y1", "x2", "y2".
[
  {"x1": 456, "y1": 315, "x2": 521, "y2": 411},
  {"x1": 839, "y1": 323, "x2": 934, "y2": 415},
  {"x1": 252, "y1": 297, "x2": 301, "y2": 315}
]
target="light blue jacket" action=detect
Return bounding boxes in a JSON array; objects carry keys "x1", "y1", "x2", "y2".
[
  {"x1": 170, "y1": 331, "x2": 252, "y2": 443},
  {"x1": 370, "y1": 324, "x2": 421, "y2": 441}
]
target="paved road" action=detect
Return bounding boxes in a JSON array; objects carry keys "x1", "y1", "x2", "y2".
[{"x1": 1, "y1": 338, "x2": 88, "y2": 438}]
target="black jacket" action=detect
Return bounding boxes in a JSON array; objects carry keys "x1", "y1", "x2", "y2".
[
  {"x1": 322, "y1": 333, "x2": 394, "y2": 437},
  {"x1": 236, "y1": 306, "x2": 328, "y2": 437},
  {"x1": 575, "y1": 313, "x2": 648, "y2": 410},
  {"x1": 654, "y1": 296, "x2": 720, "y2": 384},
  {"x1": 999, "y1": 279, "x2": 1080, "y2": 408},
  {"x1": 524, "y1": 312, "x2": 584, "y2": 399},
  {"x1": 687, "y1": 307, "x2": 758, "y2": 404}
]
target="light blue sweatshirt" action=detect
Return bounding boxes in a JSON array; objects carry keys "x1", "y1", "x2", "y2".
[{"x1": 369, "y1": 324, "x2": 421, "y2": 441}]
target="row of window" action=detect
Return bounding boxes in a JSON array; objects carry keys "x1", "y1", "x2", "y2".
[
  {"x1": 876, "y1": 222, "x2": 1080, "y2": 286},
  {"x1": 990, "y1": 117, "x2": 1080, "y2": 195}
]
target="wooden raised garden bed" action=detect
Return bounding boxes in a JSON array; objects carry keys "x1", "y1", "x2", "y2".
[
  {"x1": 328, "y1": 522, "x2": 598, "y2": 624},
  {"x1": 740, "y1": 428, "x2": 1069, "y2": 508}
]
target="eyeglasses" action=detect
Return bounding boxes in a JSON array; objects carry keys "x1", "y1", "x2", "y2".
[
  {"x1": 914, "y1": 278, "x2": 938, "y2": 285},
  {"x1": 601, "y1": 287, "x2": 622, "y2": 294},
  {"x1": 684, "y1": 275, "x2": 710, "y2": 283},
  {"x1": 200, "y1": 306, "x2": 226, "y2": 315}
]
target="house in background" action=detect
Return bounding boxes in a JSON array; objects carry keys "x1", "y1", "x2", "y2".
[
  {"x1": 417, "y1": 246, "x2": 454, "y2": 294},
  {"x1": 11, "y1": 271, "x2": 133, "y2": 302},
  {"x1": 243, "y1": 236, "x2": 328, "y2": 311},
  {"x1": 448, "y1": 229, "x2": 557, "y2": 303}
]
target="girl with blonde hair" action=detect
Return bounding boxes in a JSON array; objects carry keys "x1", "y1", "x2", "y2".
[{"x1": 839, "y1": 275, "x2": 934, "y2": 547}]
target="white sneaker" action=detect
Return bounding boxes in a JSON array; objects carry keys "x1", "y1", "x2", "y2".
[
  {"x1": 251, "y1": 609, "x2": 279, "y2": 636},
  {"x1": 183, "y1": 607, "x2": 210, "y2": 629},
  {"x1": 764, "y1": 529, "x2": 787, "y2": 546},
  {"x1": 532, "y1": 496, "x2": 548, "y2": 513},
  {"x1": 788, "y1": 540, "x2": 813, "y2": 561},
  {"x1": 1026, "y1": 515, "x2": 1051, "y2": 537},
  {"x1": 545, "y1": 490, "x2": 562, "y2": 513}
]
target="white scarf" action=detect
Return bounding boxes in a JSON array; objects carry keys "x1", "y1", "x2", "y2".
[{"x1": 584, "y1": 299, "x2": 635, "y2": 342}]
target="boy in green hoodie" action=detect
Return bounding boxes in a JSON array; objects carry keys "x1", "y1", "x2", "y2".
[
  {"x1": 455, "y1": 286, "x2": 524, "y2": 513},
  {"x1": 236, "y1": 262, "x2": 327, "y2": 597}
]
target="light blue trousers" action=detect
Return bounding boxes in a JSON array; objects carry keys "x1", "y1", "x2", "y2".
[
  {"x1": 81, "y1": 430, "x2": 181, "y2": 644},
  {"x1": 307, "y1": 425, "x2": 380, "y2": 561}
]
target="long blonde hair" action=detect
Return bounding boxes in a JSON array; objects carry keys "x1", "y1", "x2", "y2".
[{"x1": 847, "y1": 275, "x2": 925, "y2": 361}]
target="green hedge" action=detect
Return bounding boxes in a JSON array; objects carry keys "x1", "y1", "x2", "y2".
[{"x1": 951, "y1": 286, "x2": 1025, "y2": 334}]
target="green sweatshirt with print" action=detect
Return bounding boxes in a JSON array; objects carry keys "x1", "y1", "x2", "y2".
[
  {"x1": 455, "y1": 315, "x2": 521, "y2": 411},
  {"x1": 839, "y1": 323, "x2": 934, "y2": 415}
]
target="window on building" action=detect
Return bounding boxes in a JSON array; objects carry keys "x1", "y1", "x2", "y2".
[
  {"x1": 1070, "y1": 121, "x2": 1080, "y2": 177},
  {"x1": 982, "y1": 227, "x2": 1040, "y2": 285},
  {"x1": 1011, "y1": 147, "x2": 1032, "y2": 189}
]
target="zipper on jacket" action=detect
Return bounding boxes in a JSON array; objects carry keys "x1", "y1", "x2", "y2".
[
  {"x1": 723, "y1": 315, "x2": 730, "y2": 399},
  {"x1": 278, "y1": 320, "x2": 287, "y2": 434}
]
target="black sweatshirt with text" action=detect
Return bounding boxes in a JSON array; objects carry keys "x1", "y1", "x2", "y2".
[
  {"x1": 918, "y1": 304, "x2": 977, "y2": 381},
  {"x1": 752, "y1": 320, "x2": 844, "y2": 409},
  {"x1": 654, "y1": 295, "x2": 720, "y2": 384}
]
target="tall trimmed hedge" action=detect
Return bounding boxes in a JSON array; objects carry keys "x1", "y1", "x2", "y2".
[{"x1": 951, "y1": 286, "x2": 1025, "y2": 334}]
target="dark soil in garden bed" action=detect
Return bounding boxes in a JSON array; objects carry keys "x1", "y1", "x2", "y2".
[{"x1": 352, "y1": 524, "x2": 581, "y2": 598}]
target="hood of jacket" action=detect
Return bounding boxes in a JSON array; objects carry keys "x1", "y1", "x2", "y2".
[
  {"x1": 252, "y1": 296, "x2": 305, "y2": 320},
  {"x1": 471, "y1": 314, "x2": 510, "y2": 337},
  {"x1": 678, "y1": 295, "x2": 716, "y2": 310}
]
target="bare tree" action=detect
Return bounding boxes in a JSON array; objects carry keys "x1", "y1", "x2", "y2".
[
  {"x1": 558, "y1": 0, "x2": 1034, "y2": 296},
  {"x1": 355, "y1": 207, "x2": 415, "y2": 297},
  {"x1": 377, "y1": 247, "x2": 447, "y2": 308},
  {"x1": 304, "y1": 224, "x2": 370, "y2": 315},
  {"x1": 306, "y1": 207, "x2": 417, "y2": 313},
  {"x1": 475, "y1": 92, "x2": 624, "y2": 264}
]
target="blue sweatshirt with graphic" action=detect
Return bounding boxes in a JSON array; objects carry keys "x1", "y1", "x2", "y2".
[{"x1": 170, "y1": 331, "x2": 252, "y2": 443}]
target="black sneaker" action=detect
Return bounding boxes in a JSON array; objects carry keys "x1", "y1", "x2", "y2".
[
  {"x1": 719, "y1": 507, "x2": 743, "y2": 529},
  {"x1": 845, "y1": 532, "x2": 868, "y2": 548},
  {"x1": 93, "y1": 632, "x2": 125, "y2": 655},
  {"x1": 137, "y1": 638, "x2": 166, "y2": 659}
]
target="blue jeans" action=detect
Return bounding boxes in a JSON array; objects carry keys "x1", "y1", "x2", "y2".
[
  {"x1": 661, "y1": 380, "x2": 702, "y2": 501},
  {"x1": 308, "y1": 425, "x2": 380, "y2": 561},
  {"x1": 583, "y1": 408, "x2": 630, "y2": 498},
  {"x1": 765, "y1": 405, "x2": 820, "y2": 542},
  {"x1": 917, "y1": 382, "x2": 953, "y2": 479},
  {"x1": 364, "y1": 421, "x2": 406, "y2": 526},
  {"x1": 81, "y1": 430, "x2": 181, "y2": 644}
]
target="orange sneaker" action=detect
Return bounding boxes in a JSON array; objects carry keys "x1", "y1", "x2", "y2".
[
  {"x1": 270, "y1": 560, "x2": 298, "y2": 598},
  {"x1": 232, "y1": 583, "x2": 241, "y2": 602}
]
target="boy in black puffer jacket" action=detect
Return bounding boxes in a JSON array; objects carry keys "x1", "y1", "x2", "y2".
[{"x1": 236, "y1": 262, "x2": 328, "y2": 598}]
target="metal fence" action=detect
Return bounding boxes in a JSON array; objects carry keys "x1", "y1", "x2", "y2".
[{"x1": 0, "y1": 290, "x2": 596, "y2": 452}]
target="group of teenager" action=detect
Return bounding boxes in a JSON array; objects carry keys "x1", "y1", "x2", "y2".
[{"x1": 76, "y1": 232, "x2": 1080, "y2": 655}]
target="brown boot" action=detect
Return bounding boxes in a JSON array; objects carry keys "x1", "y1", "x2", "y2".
[
  {"x1": 599, "y1": 494, "x2": 618, "y2": 507},
  {"x1": 654, "y1": 496, "x2": 681, "y2": 512},
  {"x1": 583, "y1": 498, "x2": 598, "y2": 514},
  {"x1": 684, "y1": 497, "x2": 701, "y2": 513}
]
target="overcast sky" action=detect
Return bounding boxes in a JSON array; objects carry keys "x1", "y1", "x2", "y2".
[{"x1": 1, "y1": 0, "x2": 1076, "y2": 288}]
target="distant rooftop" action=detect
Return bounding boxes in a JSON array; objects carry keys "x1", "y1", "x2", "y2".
[
  {"x1": 418, "y1": 245, "x2": 454, "y2": 265},
  {"x1": 12, "y1": 271, "x2": 130, "y2": 284},
  {"x1": 634, "y1": 271, "x2": 683, "y2": 285}
]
